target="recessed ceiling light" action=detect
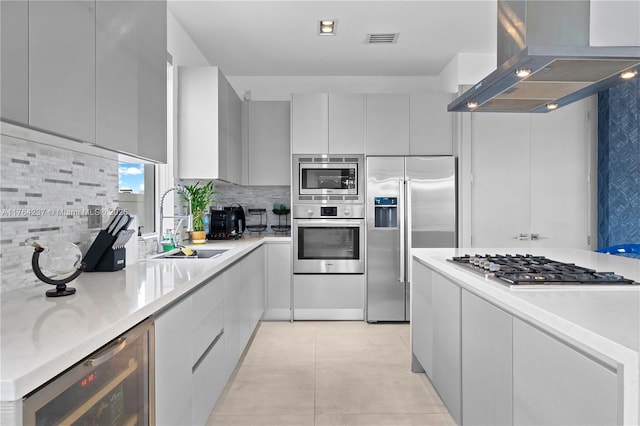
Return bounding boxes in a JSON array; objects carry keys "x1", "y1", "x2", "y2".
[
  {"x1": 546, "y1": 102, "x2": 559, "y2": 110},
  {"x1": 319, "y1": 19, "x2": 337, "y2": 36},
  {"x1": 620, "y1": 69, "x2": 638, "y2": 80},
  {"x1": 466, "y1": 101, "x2": 479, "y2": 109},
  {"x1": 515, "y1": 68, "x2": 532, "y2": 78}
]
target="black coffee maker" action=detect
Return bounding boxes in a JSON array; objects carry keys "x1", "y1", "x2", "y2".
[{"x1": 208, "y1": 205, "x2": 245, "y2": 240}]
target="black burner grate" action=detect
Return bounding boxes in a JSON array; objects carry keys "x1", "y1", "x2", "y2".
[{"x1": 449, "y1": 254, "x2": 637, "y2": 286}]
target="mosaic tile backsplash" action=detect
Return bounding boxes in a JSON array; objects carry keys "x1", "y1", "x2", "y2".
[
  {"x1": 597, "y1": 78, "x2": 640, "y2": 248},
  {"x1": 178, "y1": 179, "x2": 290, "y2": 236},
  {"x1": 1, "y1": 133, "x2": 120, "y2": 293}
]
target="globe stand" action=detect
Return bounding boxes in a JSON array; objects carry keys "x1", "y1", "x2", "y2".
[
  {"x1": 32, "y1": 243, "x2": 83, "y2": 297},
  {"x1": 46, "y1": 284, "x2": 77, "y2": 297}
]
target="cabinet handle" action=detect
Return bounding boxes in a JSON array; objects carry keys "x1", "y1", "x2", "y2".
[{"x1": 85, "y1": 337, "x2": 127, "y2": 367}]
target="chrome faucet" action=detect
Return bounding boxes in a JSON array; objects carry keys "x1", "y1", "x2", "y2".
[{"x1": 158, "y1": 186, "x2": 193, "y2": 252}]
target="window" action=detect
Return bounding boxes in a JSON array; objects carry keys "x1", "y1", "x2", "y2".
[{"x1": 118, "y1": 163, "x2": 155, "y2": 233}]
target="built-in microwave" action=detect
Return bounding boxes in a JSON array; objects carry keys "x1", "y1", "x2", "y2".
[{"x1": 293, "y1": 154, "x2": 364, "y2": 203}]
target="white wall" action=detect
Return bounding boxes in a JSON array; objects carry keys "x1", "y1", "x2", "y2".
[
  {"x1": 227, "y1": 75, "x2": 445, "y2": 101},
  {"x1": 167, "y1": 11, "x2": 210, "y2": 68}
]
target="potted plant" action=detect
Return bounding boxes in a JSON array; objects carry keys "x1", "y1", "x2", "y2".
[{"x1": 184, "y1": 181, "x2": 216, "y2": 244}]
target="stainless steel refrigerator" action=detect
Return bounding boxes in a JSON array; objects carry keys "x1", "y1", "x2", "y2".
[{"x1": 366, "y1": 156, "x2": 456, "y2": 322}]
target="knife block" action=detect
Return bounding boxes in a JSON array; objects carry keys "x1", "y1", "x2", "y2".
[{"x1": 83, "y1": 230, "x2": 125, "y2": 272}]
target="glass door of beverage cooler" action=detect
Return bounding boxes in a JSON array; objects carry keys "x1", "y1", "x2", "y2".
[{"x1": 23, "y1": 318, "x2": 154, "y2": 425}]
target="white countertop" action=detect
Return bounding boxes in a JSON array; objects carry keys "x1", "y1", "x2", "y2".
[
  {"x1": 0, "y1": 236, "x2": 289, "y2": 402},
  {"x1": 411, "y1": 247, "x2": 640, "y2": 424}
]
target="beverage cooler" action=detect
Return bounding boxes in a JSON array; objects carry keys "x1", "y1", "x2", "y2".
[{"x1": 23, "y1": 318, "x2": 154, "y2": 425}]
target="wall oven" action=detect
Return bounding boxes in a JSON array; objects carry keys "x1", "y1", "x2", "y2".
[
  {"x1": 293, "y1": 204, "x2": 365, "y2": 274},
  {"x1": 293, "y1": 154, "x2": 364, "y2": 203}
]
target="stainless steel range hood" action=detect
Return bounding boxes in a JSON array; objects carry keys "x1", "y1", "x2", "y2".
[{"x1": 448, "y1": 0, "x2": 640, "y2": 113}]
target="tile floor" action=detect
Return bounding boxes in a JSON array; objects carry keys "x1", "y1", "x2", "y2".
[{"x1": 207, "y1": 321, "x2": 455, "y2": 426}]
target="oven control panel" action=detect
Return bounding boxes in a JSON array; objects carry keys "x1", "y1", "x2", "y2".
[{"x1": 293, "y1": 204, "x2": 365, "y2": 219}]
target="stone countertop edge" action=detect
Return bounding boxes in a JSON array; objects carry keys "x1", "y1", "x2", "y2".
[
  {"x1": 410, "y1": 247, "x2": 640, "y2": 425},
  {"x1": 0, "y1": 236, "x2": 289, "y2": 402}
]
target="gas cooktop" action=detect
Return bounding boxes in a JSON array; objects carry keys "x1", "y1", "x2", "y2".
[{"x1": 448, "y1": 254, "x2": 638, "y2": 287}]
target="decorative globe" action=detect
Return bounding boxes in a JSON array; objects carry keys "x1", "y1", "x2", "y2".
[{"x1": 38, "y1": 241, "x2": 82, "y2": 279}]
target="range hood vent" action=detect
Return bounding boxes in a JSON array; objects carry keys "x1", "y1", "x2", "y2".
[{"x1": 448, "y1": 0, "x2": 640, "y2": 113}]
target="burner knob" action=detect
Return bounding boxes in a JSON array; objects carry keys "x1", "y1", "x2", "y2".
[{"x1": 489, "y1": 263, "x2": 500, "y2": 272}]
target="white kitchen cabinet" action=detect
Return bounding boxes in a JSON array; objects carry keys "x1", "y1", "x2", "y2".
[
  {"x1": 155, "y1": 295, "x2": 193, "y2": 426},
  {"x1": 365, "y1": 94, "x2": 410, "y2": 155},
  {"x1": 291, "y1": 93, "x2": 365, "y2": 154},
  {"x1": 155, "y1": 273, "x2": 227, "y2": 426},
  {"x1": 96, "y1": 0, "x2": 167, "y2": 162},
  {"x1": 461, "y1": 290, "x2": 513, "y2": 426},
  {"x1": 0, "y1": 0, "x2": 29, "y2": 124},
  {"x1": 244, "y1": 101, "x2": 291, "y2": 186},
  {"x1": 431, "y1": 271, "x2": 462, "y2": 425},
  {"x1": 191, "y1": 275, "x2": 225, "y2": 425},
  {"x1": 328, "y1": 94, "x2": 365, "y2": 154},
  {"x1": 223, "y1": 247, "x2": 265, "y2": 377},
  {"x1": 410, "y1": 260, "x2": 433, "y2": 378},
  {"x1": 291, "y1": 93, "x2": 329, "y2": 154},
  {"x1": 28, "y1": 0, "x2": 96, "y2": 143},
  {"x1": 410, "y1": 93, "x2": 453, "y2": 155},
  {"x1": 263, "y1": 241, "x2": 292, "y2": 320},
  {"x1": 178, "y1": 67, "x2": 243, "y2": 182},
  {"x1": 513, "y1": 318, "x2": 619, "y2": 426},
  {"x1": 469, "y1": 98, "x2": 593, "y2": 248}
]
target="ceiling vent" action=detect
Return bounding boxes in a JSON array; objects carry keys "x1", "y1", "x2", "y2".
[{"x1": 366, "y1": 33, "x2": 399, "y2": 44}]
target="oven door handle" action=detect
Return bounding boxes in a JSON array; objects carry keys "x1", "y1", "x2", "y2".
[
  {"x1": 398, "y1": 179, "x2": 405, "y2": 284},
  {"x1": 293, "y1": 219, "x2": 364, "y2": 227}
]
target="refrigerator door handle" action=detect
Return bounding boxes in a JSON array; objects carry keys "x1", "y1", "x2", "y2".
[
  {"x1": 405, "y1": 179, "x2": 413, "y2": 285},
  {"x1": 398, "y1": 179, "x2": 405, "y2": 283}
]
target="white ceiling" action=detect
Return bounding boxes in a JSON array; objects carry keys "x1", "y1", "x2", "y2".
[{"x1": 167, "y1": 0, "x2": 498, "y2": 77}]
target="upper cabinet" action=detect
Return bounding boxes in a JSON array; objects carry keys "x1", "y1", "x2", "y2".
[
  {"x1": 365, "y1": 94, "x2": 410, "y2": 155},
  {"x1": 410, "y1": 93, "x2": 453, "y2": 156},
  {"x1": 291, "y1": 94, "x2": 328, "y2": 154},
  {"x1": 0, "y1": 0, "x2": 167, "y2": 163},
  {"x1": 96, "y1": 0, "x2": 167, "y2": 163},
  {"x1": 0, "y1": 1, "x2": 29, "y2": 124},
  {"x1": 29, "y1": 0, "x2": 96, "y2": 143},
  {"x1": 329, "y1": 94, "x2": 365, "y2": 154},
  {"x1": 244, "y1": 101, "x2": 291, "y2": 186},
  {"x1": 178, "y1": 67, "x2": 243, "y2": 183},
  {"x1": 291, "y1": 93, "x2": 365, "y2": 154}
]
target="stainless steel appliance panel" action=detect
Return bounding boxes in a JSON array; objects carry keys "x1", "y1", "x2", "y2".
[
  {"x1": 406, "y1": 156, "x2": 457, "y2": 248},
  {"x1": 366, "y1": 157, "x2": 406, "y2": 322},
  {"x1": 293, "y1": 154, "x2": 364, "y2": 203},
  {"x1": 366, "y1": 156, "x2": 457, "y2": 322},
  {"x1": 293, "y1": 218, "x2": 365, "y2": 274}
]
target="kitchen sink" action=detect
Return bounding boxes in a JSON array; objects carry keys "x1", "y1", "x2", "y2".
[{"x1": 155, "y1": 249, "x2": 228, "y2": 259}]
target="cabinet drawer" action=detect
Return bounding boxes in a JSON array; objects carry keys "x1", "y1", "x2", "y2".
[
  {"x1": 193, "y1": 301, "x2": 224, "y2": 365},
  {"x1": 192, "y1": 333, "x2": 226, "y2": 426},
  {"x1": 192, "y1": 275, "x2": 224, "y2": 329}
]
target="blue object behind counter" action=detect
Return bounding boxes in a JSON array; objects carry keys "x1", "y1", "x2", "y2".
[{"x1": 596, "y1": 244, "x2": 640, "y2": 259}]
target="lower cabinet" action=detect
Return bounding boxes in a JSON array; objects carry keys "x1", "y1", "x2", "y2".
[
  {"x1": 223, "y1": 247, "x2": 265, "y2": 378},
  {"x1": 155, "y1": 293, "x2": 193, "y2": 425},
  {"x1": 155, "y1": 247, "x2": 265, "y2": 426},
  {"x1": 513, "y1": 319, "x2": 619, "y2": 426},
  {"x1": 411, "y1": 260, "x2": 622, "y2": 426},
  {"x1": 263, "y1": 242, "x2": 292, "y2": 320},
  {"x1": 431, "y1": 271, "x2": 462, "y2": 425},
  {"x1": 411, "y1": 261, "x2": 433, "y2": 377},
  {"x1": 461, "y1": 290, "x2": 513, "y2": 426}
]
